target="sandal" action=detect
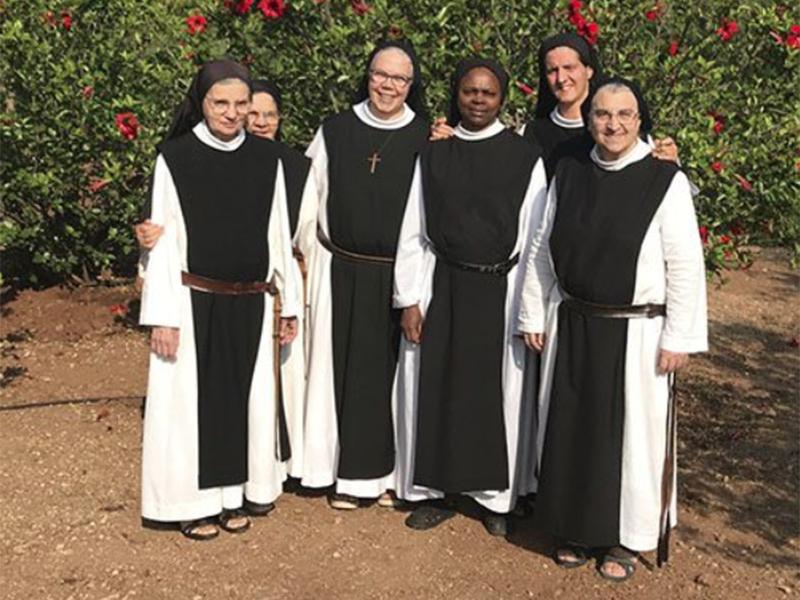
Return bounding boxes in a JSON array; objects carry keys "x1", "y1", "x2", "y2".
[
  {"x1": 180, "y1": 517, "x2": 219, "y2": 541},
  {"x1": 554, "y1": 543, "x2": 589, "y2": 569},
  {"x1": 598, "y1": 547, "x2": 637, "y2": 582},
  {"x1": 219, "y1": 508, "x2": 251, "y2": 534},
  {"x1": 377, "y1": 491, "x2": 403, "y2": 509},
  {"x1": 405, "y1": 503, "x2": 455, "y2": 531},
  {"x1": 244, "y1": 498, "x2": 275, "y2": 517},
  {"x1": 328, "y1": 493, "x2": 359, "y2": 511}
]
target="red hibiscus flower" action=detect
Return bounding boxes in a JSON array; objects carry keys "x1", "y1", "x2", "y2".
[
  {"x1": 81, "y1": 85, "x2": 94, "y2": 99},
  {"x1": 645, "y1": 10, "x2": 658, "y2": 22},
  {"x1": 719, "y1": 234, "x2": 731, "y2": 245},
  {"x1": 668, "y1": 41, "x2": 679, "y2": 56},
  {"x1": 61, "y1": 10, "x2": 73, "y2": 30},
  {"x1": 258, "y1": 0, "x2": 285, "y2": 20},
  {"x1": 115, "y1": 112, "x2": 139, "y2": 141},
  {"x1": 351, "y1": 0, "x2": 370, "y2": 15},
  {"x1": 787, "y1": 25, "x2": 800, "y2": 49},
  {"x1": 87, "y1": 177, "x2": 111, "y2": 193},
  {"x1": 516, "y1": 81, "x2": 534, "y2": 96},
  {"x1": 699, "y1": 226, "x2": 709, "y2": 245},
  {"x1": 735, "y1": 174, "x2": 753, "y2": 191},
  {"x1": 232, "y1": 0, "x2": 255, "y2": 14},
  {"x1": 186, "y1": 14, "x2": 208, "y2": 35},
  {"x1": 717, "y1": 19, "x2": 739, "y2": 42},
  {"x1": 710, "y1": 113, "x2": 725, "y2": 135},
  {"x1": 569, "y1": 0, "x2": 582, "y2": 10},
  {"x1": 711, "y1": 161, "x2": 724, "y2": 173},
  {"x1": 583, "y1": 22, "x2": 600, "y2": 45}
]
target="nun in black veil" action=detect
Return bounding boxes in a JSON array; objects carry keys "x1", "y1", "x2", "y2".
[
  {"x1": 139, "y1": 58, "x2": 299, "y2": 540},
  {"x1": 299, "y1": 39, "x2": 431, "y2": 511}
]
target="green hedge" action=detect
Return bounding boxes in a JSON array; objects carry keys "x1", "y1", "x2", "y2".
[{"x1": 1, "y1": 0, "x2": 798, "y2": 286}]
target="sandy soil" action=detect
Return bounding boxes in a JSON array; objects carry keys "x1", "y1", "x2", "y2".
[{"x1": 0, "y1": 248, "x2": 798, "y2": 600}]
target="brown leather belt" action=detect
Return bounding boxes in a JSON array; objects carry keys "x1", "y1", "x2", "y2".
[
  {"x1": 181, "y1": 271, "x2": 278, "y2": 296},
  {"x1": 561, "y1": 291, "x2": 666, "y2": 319},
  {"x1": 317, "y1": 226, "x2": 394, "y2": 265}
]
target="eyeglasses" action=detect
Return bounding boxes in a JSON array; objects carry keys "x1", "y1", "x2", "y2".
[
  {"x1": 369, "y1": 68, "x2": 413, "y2": 88},
  {"x1": 590, "y1": 109, "x2": 639, "y2": 125},
  {"x1": 206, "y1": 97, "x2": 250, "y2": 116}
]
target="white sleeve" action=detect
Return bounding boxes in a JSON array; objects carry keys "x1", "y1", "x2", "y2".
[
  {"x1": 305, "y1": 126, "x2": 328, "y2": 211},
  {"x1": 658, "y1": 171, "x2": 708, "y2": 353},
  {"x1": 139, "y1": 155, "x2": 182, "y2": 328},
  {"x1": 517, "y1": 176, "x2": 559, "y2": 334},
  {"x1": 513, "y1": 158, "x2": 549, "y2": 332},
  {"x1": 392, "y1": 158, "x2": 429, "y2": 309},
  {"x1": 270, "y1": 159, "x2": 300, "y2": 318},
  {"x1": 292, "y1": 168, "x2": 319, "y2": 250}
]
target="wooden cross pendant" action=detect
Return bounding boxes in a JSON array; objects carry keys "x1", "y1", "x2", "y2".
[{"x1": 367, "y1": 151, "x2": 381, "y2": 174}]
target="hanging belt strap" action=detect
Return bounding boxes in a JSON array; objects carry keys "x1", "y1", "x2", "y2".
[
  {"x1": 430, "y1": 246, "x2": 519, "y2": 277},
  {"x1": 561, "y1": 290, "x2": 666, "y2": 319},
  {"x1": 316, "y1": 226, "x2": 394, "y2": 265},
  {"x1": 657, "y1": 373, "x2": 678, "y2": 567}
]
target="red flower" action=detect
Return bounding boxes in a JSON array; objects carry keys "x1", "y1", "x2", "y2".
[
  {"x1": 717, "y1": 19, "x2": 739, "y2": 42},
  {"x1": 351, "y1": 0, "x2": 370, "y2": 15},
  {"x1": 115, "y1": 112, "x2": 139, "y2": 141},
  {"x1": 668, "y1": 41, "x2": 679, "y2": 56},
  {"x1": 711, "y1": 161, "x2": 724, "y2": 173},
  {"x1": 61, "y1": 10, "x2": 73, "y2": 30},
  {"x1": 787, "y1": 25, "x2": 800, "y2": 49},
  {"x1": 42, "y1": 10, "x2": 57, "y2": 27},
  {"x1": 516, "y1": 81, "x2": 534, "y2": 96},
  {"x1": 81, "y1": 85, "x2": 94, "y2": 99},
  {"x1": 109, "y1": 304, "x2": 129, "y2": 316},
  {"x1": 569, "y1": 0, "x2": 582, "y2": 10},
  {"x1": 719, "y1": 234, "x2": 731, "y2": 245},
  {"x1": 186, "y1": 14, "x2": 207, "y2": 35},
  {"x1": 232, "y1": 0, "x2": 254, "y2": 14},
  {"x1": 645, "y1": 10, "x2": 658, "y2": 22},
  {"x1": 710, "y1": 113, "x2": 725, "y2": 135},
  {"x1": 729, "y1": 224, "x2": 744, "y2": 236},
  {"x1": 735, "y1": 174, "x2": 753, "y2": 192},
  {"x1": 699, "y1": 226, "x2": 709, "y2": 245},
  {"x1": 87, "y1": 177, "x2": 111, "y2": 193},
  {"x1": 583, "y1": 22, "x2": 600, "y2": 45},
  {"x1": 258, "y1": 0, "x2": 285, "y2": 20}
]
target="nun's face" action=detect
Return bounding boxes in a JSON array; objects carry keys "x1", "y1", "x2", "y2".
[
  {"x1": 544, "y1": 46, "x2": 594, "y2": 109},
  {"x1": 367, "y1": 48, "x2": 414, "y2": 120},
  {"x1": 247, "y1": 92, "x2": 280, "y2": 140},
  {"x1": 202, "y1": 79, "x2": 250, "y2": 141},
  {"x1": 588, "y1": 87, "x2": 641, "y2": 160},
  {"x1": 457, "y1": 67, "x2": 502, "y2": 131}
]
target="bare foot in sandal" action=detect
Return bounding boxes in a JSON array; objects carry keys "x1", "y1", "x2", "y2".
[
  {"x1": 554, "y1": 544, "x2": 588, "y2": 568},
  {"x1": 599, "y1": 547, "x2": 637, "y2": 582},
  {"x1": 180, "y1": 518, "x2": 219, "y2": 541},
  {"x1": 219, "y1": 509, "x2": 251, "y2": 534}
]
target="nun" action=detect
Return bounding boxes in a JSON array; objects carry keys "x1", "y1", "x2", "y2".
[
  {"x1": 139, "y1": 59, "x2": 299, "y2": 540},
  {"x1": 247, "y1": 79, "x2": 316, "y2": 482},
  {"x1": 393, "y1": 58, "x2": 548, "y2": 536},
  {"x1": 518, "y1": 77, "x2": 707, "y2": 581},
  {"x1": 297, "y1": 39, "x2": 430, "y2": 510}
]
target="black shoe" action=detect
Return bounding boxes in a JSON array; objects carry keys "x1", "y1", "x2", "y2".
[
  {"x1": 405, "y1": 503, "x2": 455, "y2": 530},
  {"x1": 244, "y1": 498, "x2": 275, "y2": 517},
  {"x1": 482, "y1": 511, "x2": 508, "y2": 537}
]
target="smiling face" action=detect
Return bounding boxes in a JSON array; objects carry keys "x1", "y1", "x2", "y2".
[
  {"x1": 457, "y1": 67, "x2": 502, "y2": 131},
  {"x1": 588, "y1": 85, "x2": 641, "y2": 161},
  {"x1": 202, "y1": 78, "x2": 250, "y2": 141},
  {"x1": 367, "y1": 47, "x2": 414, "y2": 120},
  {"x1": 246, "y1": 91, "x2": 280, "y2": 140},
  {"x1": 544, "y1": 46, "x2": 594, "y2": 109}
]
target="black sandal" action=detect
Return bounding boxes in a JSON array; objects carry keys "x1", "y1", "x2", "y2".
[
  {"x1": 554, "y1": 543, "x2": 589, "y2": 569},
  {"x1": 405, "y1": 503, "x2": 455, "y2": 531},
  {"x1": 180, "y1": 517, "x2": 219, "y2": 541},
  {"x1": 244, "y1": 498, "x2": 275, "y2": 517},
  {"x1": 598, "y1": 547, "x2": 637, "y2": 582},
  {"x1": 219, "y1": 508, "x2": 251, "y2": 534}
]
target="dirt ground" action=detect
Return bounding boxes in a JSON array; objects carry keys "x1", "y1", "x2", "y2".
[{"x1": 1, "y1": 248, "x2": 798, "y2": 600}]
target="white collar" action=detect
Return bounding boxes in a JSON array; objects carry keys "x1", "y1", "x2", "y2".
[
  {"x1": 550, "y1": 107, "x2": 584, "y2": 129},
  {"x1": 454, "y1": 119, "x2": 505, "y2": 141},
  {"x1": 352, "y1": 100, "x2": 415, "y2": 130},
  {"x1": 590, "y1": 138, "x2": 652, "y2": 171},
  {"x1": 193, "y1": 121, "x2": 246, "y2": 151}
]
